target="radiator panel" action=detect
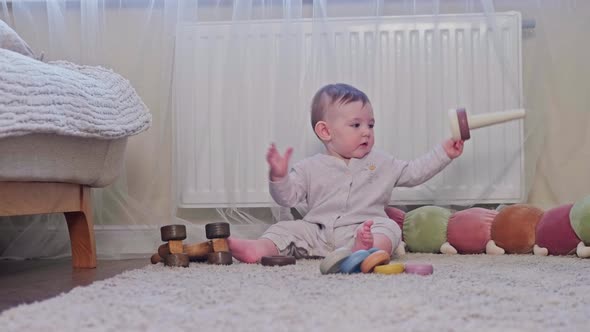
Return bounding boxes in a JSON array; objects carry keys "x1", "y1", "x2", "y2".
[{"x1": 174, "y1": 12, "x2": 524, "y2": 207}]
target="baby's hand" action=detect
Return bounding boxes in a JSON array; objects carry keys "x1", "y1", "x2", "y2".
[
  {"x1": 443, "y1": 138, "x2": 464, "y2": 159},
  {"x1": 266, "y1": 143, "x2": 293, "y2": 181}
]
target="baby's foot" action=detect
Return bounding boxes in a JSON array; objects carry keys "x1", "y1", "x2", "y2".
[
  {"x1": 227, "y1": 238, "x2": 278, "y2": 264},
  {"x1": 352, "y1": 220, "x2": 374, "y2": 252}
]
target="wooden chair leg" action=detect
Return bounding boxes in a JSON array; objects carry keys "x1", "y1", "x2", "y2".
[{"x1": 64, "y1": 186, "x2": 97, "y2": 268}]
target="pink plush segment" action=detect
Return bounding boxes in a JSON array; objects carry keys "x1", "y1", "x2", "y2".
[
  {"x1": 385, "y1": 207, "x2": 406, "y2": 240},
  {"x1": 536, "y1": 204, "x2": 579, "y2": 255},
  {"x1": 447, "y1": 208, "x2": 497, "y2": 254}
]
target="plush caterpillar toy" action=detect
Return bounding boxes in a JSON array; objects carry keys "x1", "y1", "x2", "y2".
[{"x1": 387, "y1": 194, "x2": 590, "y2": 258}]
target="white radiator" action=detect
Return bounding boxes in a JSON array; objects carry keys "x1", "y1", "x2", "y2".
[{"x1": 174, "y1": 12, "x2": 524, "y2": 208}]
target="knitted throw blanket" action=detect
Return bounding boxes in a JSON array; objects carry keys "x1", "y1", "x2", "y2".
[{"x1": 0, "y1": 48, "x2": 151, "y2": 139}]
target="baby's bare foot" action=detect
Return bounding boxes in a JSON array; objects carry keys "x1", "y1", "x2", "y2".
[
  {"x1": 352, "y1": 220, "x2": 374, "y2": 252},
  {"x1": 227, "y1": 238, "x2": 278, "y2": 263}
]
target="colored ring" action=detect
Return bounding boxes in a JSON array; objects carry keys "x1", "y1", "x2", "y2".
[
  {"x1": 360, "y1": 250, "x2": 391, "y2": 273},
  {"x1": 320, "y1": 248, "x2": 352, "y2": 275},
  {"x1": 404, "y1": 263, "x2": 434, "y2": 275},
  {"x1": 260, "y1": 255, "x2": 296, "y2": 267},
  {"x1": 368, "y1": 247, "x2": 380, "y2": 254},
  {"x1": 456, "y1": 108, "x2": 471, "y2": 140},
  {"x1": 340, "y1": 250, "x2": 371, "y2": 274},
  {"x1": 374, "y1": 263, "x2": 405, "y2": 275}
]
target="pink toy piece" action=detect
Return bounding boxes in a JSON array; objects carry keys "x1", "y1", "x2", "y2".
[
  {"x1": 536, "y1": 204, "x2": 580, "y2": 255},
  {"x1": 447, "y1": 208, "x2": 497, "y2": 254},
  {"x1": 404, "y1": 263, "x2": 433, "y2": 276},
  {"x1": 385, "y1": 206, "x2": 406, "y2": 240}
]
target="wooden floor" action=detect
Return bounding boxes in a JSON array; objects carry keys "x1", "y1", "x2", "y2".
[{"x1": 0, "y1": 258, "x2": 148, "y2": 313}]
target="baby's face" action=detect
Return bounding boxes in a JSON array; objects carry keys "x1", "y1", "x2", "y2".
[{"x1": 325, "y1": 100, "x2": 375, "y2": 160}]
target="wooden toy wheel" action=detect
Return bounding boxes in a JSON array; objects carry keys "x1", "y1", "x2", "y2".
[
  {"x1": 158, "y1": 243, "x2": 170, "y2": 257},
  {"x1": 207, "y1": 251, "x2": 233, "y2": 265},
  {"x1": 260, "y1": 255, "x2": 296, "y2": 267},
  {"x1": 150, "y1": 253, "x2": 162, "y2": 264},
  {"x1": 161, "y1": 224, "x2": 187, "y2": 241},
  {"x1": 205, "y1": 222, "x2": 230, "y2": 239},
  {"x1": 164, "y1": 253, "x2": 190, "y2": 267}
]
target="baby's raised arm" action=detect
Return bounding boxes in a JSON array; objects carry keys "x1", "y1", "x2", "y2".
[
  {"x1": 266, "y1": 143, "x2": 293, "y2": 181},
  {"x1": 394, "y1": 139, "x2": 462, "y2": 187}
]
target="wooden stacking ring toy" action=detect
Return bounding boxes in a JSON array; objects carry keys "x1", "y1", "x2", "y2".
[
  {"x1": 260, "y1": 255, "x2": 296, "y2": 267},
  {"x1": 340, "y1": 250, "x2": 371, "y2": 274},
  {"x1": 373, "y1": 263, "x2": 405, "y2": 275},
  {"x1": 404, "y1": 263, "x2": 433, "y2": 276},
  {"x1": 320, "y1": 248, "x2": 352, "y2": 275},
  {"x1": 360, "y1": 250, "x2": 391, "y2": 273}
]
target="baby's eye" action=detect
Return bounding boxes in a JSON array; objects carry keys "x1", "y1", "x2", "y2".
[
  {"x1": 369, "y1": 124, "x2": 374, "y2": 129},
  {"x1": 351, "y1": 123, "x2": 360, "y2": 128}
]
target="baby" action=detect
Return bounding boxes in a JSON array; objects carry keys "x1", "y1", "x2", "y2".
[{"x1": 228, "y1": 83, "x2": 464, "y2": 263}]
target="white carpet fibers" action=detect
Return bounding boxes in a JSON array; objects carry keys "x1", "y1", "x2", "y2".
[{"x1": 1, "y1": 254, "x2": 589, "y2": 332}]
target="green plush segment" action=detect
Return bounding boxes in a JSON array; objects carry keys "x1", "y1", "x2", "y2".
[
  {"x1": 403, "y1": 206, "x2": 451, "y2": 253},
  {"x1": 570, "y1": 195, "x2": 590, "y2": 244}
]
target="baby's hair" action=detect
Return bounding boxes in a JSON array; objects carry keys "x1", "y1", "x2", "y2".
[{"x1": 310, "y1": 83, "x2": 370, "y2": 130}]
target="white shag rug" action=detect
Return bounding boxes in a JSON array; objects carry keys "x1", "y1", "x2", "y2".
[{"x1": 1, "y1": 254, "x2": 589, "y2": 332}]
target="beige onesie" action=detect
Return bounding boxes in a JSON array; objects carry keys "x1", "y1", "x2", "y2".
[{"x1": 262, "y1": 145, "x2": 452, "y2": 257}]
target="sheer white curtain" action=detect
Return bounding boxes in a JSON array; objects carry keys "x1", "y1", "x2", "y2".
[{"x1": 0, "y1": 0, "x2": 588, "y2": 260}]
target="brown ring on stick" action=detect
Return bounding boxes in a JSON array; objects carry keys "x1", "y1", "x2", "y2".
[{"x1": 456, "y1": 108, "x2": 471, "y2": 140}]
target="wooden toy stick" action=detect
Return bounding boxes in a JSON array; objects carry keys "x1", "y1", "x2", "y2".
[
  {"x1": 184, "y1": 241, "x2": 213, "y2": 258},
  {"x1": 448, "y1": 108, "x2": 526, "y2": 140},
  {"x1": 168, "y1": 240, "x2": 183, "y2": 254},
  {"x1": 155, "y1": 241, "x2": 212, "y2": 261}
]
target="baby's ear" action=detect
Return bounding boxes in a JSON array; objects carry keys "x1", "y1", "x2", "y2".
[{"x1": 314, "y1": 121, "x2": 331, "y2": 141}]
